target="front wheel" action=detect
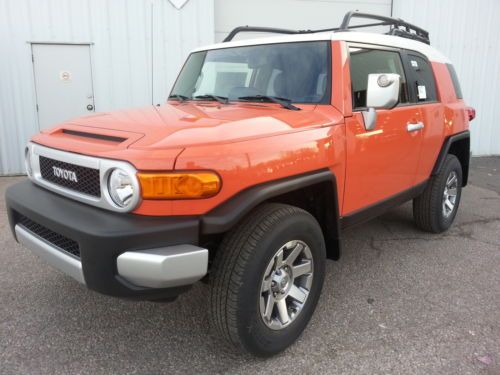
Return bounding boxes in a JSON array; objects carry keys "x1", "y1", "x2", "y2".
[
  {"x1": 413, "y1": 154, "x2": 463, "y2": 233},
  {"x1": 209, "y1": 203, "x2": 326, "y2": 357}
]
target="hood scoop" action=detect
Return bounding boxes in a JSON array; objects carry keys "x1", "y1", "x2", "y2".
[
  {"x1": 62, "y1": 129, "x2": 128, "y2": 143},
  {"x1": 34, "y1": 124, "x2": 145, "y2": 154}
]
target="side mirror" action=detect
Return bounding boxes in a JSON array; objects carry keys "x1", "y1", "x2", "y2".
[{"x1": 362, "y1": 73, "x2": 401, "y2": 131}]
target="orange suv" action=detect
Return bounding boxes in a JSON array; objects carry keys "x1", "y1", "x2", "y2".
[{"x1": 5, "y1": 12, "x2": 474, "y2": 356}]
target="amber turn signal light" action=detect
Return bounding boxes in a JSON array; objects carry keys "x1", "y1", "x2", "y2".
[{"x1": 138, "y1": 172, "x2": 221, "y2": 199}]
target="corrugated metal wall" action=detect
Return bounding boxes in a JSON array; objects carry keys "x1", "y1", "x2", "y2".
[
  {"x1": 1, "y1": 0, "x2": 497, "y2": 175},
  {"x1": 393, "y1": 0, "x2": 500, "y2": 156},
  {"x1": 0, "y1": 0, "x2": 214, "y2": 175},
  {"x1": 214, "y1": 0, "x2": 392, "y2": 42}
]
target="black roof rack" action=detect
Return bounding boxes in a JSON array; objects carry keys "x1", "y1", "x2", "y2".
[
  {"x1": 223, "y1": 10, "x2": 430, "y2": 45},
  {"x1": 223, "y1": 26, "x2": 303, "y2": 43}
]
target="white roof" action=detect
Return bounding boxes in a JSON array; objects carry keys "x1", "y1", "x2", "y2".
[{"x1": 192, "y1": 31, "x2": 451, "y2": 64}]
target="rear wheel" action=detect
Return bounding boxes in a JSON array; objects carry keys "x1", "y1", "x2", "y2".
[
  {"x1": 209, "y1": 203, "x2": 326, "y2": 357},
  {"x1": 413, "y1": 154, "x2": 463, "y2": 233}
]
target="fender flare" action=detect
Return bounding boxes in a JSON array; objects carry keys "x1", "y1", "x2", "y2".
[
  {"x1": 201, "y1": 169, "x2": 342, "y2": 259},
  {"x1": 432, "y1": 130, "x2": 470, "y2": 186}
]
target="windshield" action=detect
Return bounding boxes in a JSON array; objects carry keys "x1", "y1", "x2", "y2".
[{"x1": 170, "y1": 41, "x2": 331, "y2": 104}]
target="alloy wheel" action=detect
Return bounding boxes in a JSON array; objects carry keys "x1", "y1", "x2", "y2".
[
  {"x1": 259, "y1": 240, "x2": 314, "y2": 330},
  {"x1": 442, "y1": 170, "x2": 458, "y2": 218}
]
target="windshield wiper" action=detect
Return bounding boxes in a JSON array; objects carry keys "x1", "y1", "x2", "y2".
[
  {"x1": 237, "y1": 95, "x2": 301, "y2": 111},
  {"x1": 168, "y1": 94, "x2": 189, "y2": 102},
  {"x1": 194, "y1": 94, "x2": 229, "y2": 104}
]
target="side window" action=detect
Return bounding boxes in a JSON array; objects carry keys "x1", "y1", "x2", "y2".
[
  {"x1": 407, "y1": 55, "x2": 437, "y2": 102},
  {"x1": 446, "y1": 63, "x2": 463, "y2": 99},
  {"x1": 349, "y1": 47, "x2": 409, "y2": 109}
]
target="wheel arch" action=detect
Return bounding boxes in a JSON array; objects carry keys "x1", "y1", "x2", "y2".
[
  {"x1": 432, "y1": 130, "x2": 470, "y2": 186},
  {"x1": 201, "y1": 169, "x2": 342, "y2": 260}
]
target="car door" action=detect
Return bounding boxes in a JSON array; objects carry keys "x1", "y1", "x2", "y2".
[
  {"x1": 343, "y1": 45, "x2": 424, "y2": 215},
  {"x1": 402, "y1": 52, "x2": 443, "y2": 185}
]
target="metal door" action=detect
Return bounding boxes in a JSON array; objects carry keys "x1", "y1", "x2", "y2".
[
  {"x1": 342, "y1": 45, "x2": 424, "y2": 215},
  {"x1": 32, "y1": 44, "x2": 95, "y2": 130}
]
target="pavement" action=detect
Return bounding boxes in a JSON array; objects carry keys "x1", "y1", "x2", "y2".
[{"x1": 0, "y1": 157, "x2": 499, "y2": 375}]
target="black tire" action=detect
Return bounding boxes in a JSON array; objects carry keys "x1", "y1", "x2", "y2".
[
  {"x1": 413, "y1": 154, "x2": 463, "y2": 233},
  {"x1": 209, "y1": 203, "x2": 326, "y2": 357}
]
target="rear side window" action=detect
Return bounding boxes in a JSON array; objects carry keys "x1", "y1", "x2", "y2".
[
  {"x1": 407, "y1": 55, "x2": 437, "y2": 102},
  {"x1": 446, "y1": 64, "x2": 463, "y2": 99},
  {"x1": 349, "y1": 47, "x2": 409, "y2": 109}
]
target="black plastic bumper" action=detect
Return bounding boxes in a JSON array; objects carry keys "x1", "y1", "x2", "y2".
[{"x1": 5, "y1": 180, "x2": 200, "y2": 300}]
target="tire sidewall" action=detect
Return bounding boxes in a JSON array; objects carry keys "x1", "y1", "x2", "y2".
[
  {"x1": 436, "y1": 156, "x2": 463, "y2": 230},
  {"x1": 236, "y1": 211, "x2": 326, "y2": 356}
]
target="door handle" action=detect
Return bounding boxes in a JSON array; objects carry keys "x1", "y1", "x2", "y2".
[
  {"x1": 407, "y1": 122, "x2": 424, "y2": 132},
  {"x1": 86, "y1": 104, "x2": 94, "y2": 111}
]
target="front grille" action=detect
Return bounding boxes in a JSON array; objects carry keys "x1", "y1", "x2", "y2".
[
  {"x1": 17, "y1": 214, "x2": 81, "y2": 258},
  {"x1": 39, "y1": 156, "x2": 101, "y2": 197}
]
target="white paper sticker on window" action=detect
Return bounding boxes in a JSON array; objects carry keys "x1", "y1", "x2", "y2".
[
  {"x1": 411, "y1": 60, "x2": 419, "y2": 68},
  {"x1": 418, "y1": 85, "x2": 427, "y2": 100}
]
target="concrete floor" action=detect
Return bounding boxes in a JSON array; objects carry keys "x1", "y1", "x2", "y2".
[{"x1": 0, "y1": 158, "x2": 499, "y2": 375}]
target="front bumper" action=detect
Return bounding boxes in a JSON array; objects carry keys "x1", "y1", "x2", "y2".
[{"x1": 6, "y1": 180, "x2": 207, "y2": 300}]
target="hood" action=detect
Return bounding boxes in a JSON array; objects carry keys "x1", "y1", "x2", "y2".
[{"x1": 36, "y1": 102, "x2": 338, "y2": 152}]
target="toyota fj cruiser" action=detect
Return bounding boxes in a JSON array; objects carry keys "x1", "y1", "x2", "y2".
[{"x1": 5, "y1": 12, "x2": 475, "y2": 356}]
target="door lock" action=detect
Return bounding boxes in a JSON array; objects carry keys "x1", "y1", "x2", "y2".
[{"x1": 87, "y1": 104, "x2": 94, "y2": 111}]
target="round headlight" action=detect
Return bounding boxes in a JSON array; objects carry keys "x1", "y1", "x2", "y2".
[
  {"x1": 24, "y1": 147, "x2": 33, "y2": 177},
  {"x1": 107, "y1": 168, "x2": 136, "y2": 208}
]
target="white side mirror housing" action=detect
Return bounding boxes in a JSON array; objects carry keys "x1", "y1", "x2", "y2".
[
  {"x1": 366, "y1": 73, "x2": 401, "y2": 109},
  {"x1": 363, "y1": 73, "x2": 401, "y2": 131}
]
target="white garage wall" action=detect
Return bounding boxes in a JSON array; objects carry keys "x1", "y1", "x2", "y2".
[
  {"x1": 2, "y1": 0, "x2": 497, "y2": 175},
  {"x1": 0, "y1": 0, "x2": 214, "y2": 175},
  {"x1": 393, "y1": 0, "x2": 500, "y2": 156},
  {"x1": 152, "y1": 0, "x2": 215, "y2": 106},
  {"x1": 214, "y1": 0, "x2": 392, "y2": 42}
]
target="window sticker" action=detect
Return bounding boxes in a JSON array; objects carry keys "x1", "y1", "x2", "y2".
[
  {"x1": 411, "y1": 60, "x2": 419, "y2": 68},
  {"x1": 418, "y1": 85, "x2": 427, "y2": 100}
]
